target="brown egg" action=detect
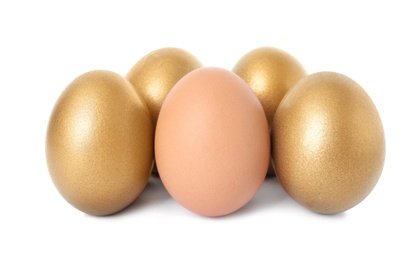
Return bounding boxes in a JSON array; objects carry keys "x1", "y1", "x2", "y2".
[
  {"x1": 232, "y1": 47, "x2": 306, "y2": 128},
  {"x1": 126, "y1": 47, "x2": 202, "y2": 127},
  {"x1": 272, "y1": 72, "x2": 385, "y2": 214},
  {"x1": 46, "y1": 70, "x2": 154, "y2": 216},
  {"x1": 155, "y1": 67, "x2": 270, "y2": 217}
]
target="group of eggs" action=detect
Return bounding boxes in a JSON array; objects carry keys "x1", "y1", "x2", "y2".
[{"x1": 46, "y1": 47, "x2": 385, "y2": 217}]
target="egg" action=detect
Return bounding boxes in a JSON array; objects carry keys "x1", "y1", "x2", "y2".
[
  {"x1": 233, "y1": 47, "x2": 306, "y2": 176},
  {"x1": 272, "y1": 72, "x2": 385, "y2": 214},
  {"x1": 232, "y1": 47, "x2": 306, "y2": 128},
  {"x1": 126, "y1": 47, "x2": 202, "y2": 127},
  {"x1": 155, "y1": 67, "x2": 270, "y2": 217},
  {"x1": 46, "y1": 70, "x2": 154, "y2": 216},
  {"x1": 127, "y1": 47, "x2": 202, "y2": 177}
]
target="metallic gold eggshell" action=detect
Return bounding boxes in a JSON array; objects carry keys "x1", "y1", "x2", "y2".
[
  {"x1": 126, "y1": 47, "x2": 202, "y2": 127},
  {"x1": 233, "y1": 47, "x2": 306, "y2": 128},
  {"x1": 272, "y1": 72, "x2": 385, "y2": 214},
  {"x1": 46, "y1": 70, "x2": 154, "y2": 216}
]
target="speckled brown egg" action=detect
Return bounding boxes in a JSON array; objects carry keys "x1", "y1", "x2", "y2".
[
  {"x1": 46, "y1": 70, "x2": 154, "y2": 216},
  {"x1": 155, "y1": 67, "x2": 270, "y2": 217},
  {"x1": 272, "y1": 72, "x2": 385, "y2": 214}
]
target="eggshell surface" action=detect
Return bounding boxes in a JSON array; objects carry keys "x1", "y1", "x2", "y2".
[
  {"x1": 126, "y1": 47, "x2": 202, "y2": 127},
  {"x1": 155, "y1": 67, "x2": 270, "y2": 217},
  {"x1": 46, "y1": 70, "x2": 154, "y2": 216},
  {"x1": 233, "y1": 47, "x2": 306, "y2": 128},
  {"x1": 272, "y1": 72, "x2": 385, "y2": 214},
  {"x1": 233, "y1": 47, "x2": 306, "y2": 177}
]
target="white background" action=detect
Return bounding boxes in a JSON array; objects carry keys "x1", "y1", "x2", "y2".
[{"x1": 1, "y1": 1, "x2": 418, "y2": 259}]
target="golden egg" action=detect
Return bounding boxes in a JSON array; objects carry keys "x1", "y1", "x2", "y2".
[
  {"x1": 232, "y1": 47, "x2": 306, "y2": 128},
  {"x1": 46, "y1": 70, "x2": 154, "y2": 216},
  {"x1": 126, "y1": 47, "x2": 202, "y2": 127},
  {"x1": 272, "y1": 72, "x2": 385, "y2": 214}
]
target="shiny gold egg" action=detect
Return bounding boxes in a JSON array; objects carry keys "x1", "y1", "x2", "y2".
[
  {"x1": 126, "y1": 47, "x2": 202, "y2": 127},
  {"x1": 232, "y1": 47, "x2": 306, "y2": 128},
  {"x1": 233, "y1": 47, "x2": 307, "y2": 177},
  {"x1": 272, "y1": 72, "x2": 385, "y2": 214},
  {"x1": 46, "y1": 70, "x2": 154, "y2": 216}
]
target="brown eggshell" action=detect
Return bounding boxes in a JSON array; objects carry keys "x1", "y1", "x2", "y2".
[
  {"x1": 272, "y1": 72, "x2": 386, "y2": 214},
  {"x1": 155, "y1": 67, "x2": 270, "y2": 217},
  {"x1": 46, "y1": 70, "x2": 154, "y2": 216}
]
